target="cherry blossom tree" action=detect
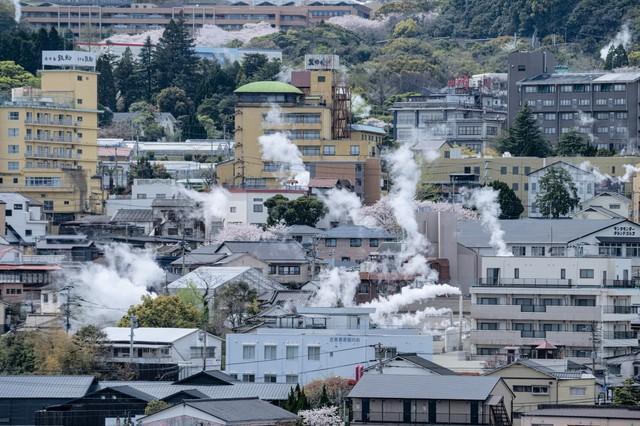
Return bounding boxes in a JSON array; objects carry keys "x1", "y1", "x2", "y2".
[{"x1": 299, "y1": 406, "x2": 342, "y2": 426}]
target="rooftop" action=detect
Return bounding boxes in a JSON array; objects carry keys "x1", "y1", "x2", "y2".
[
  {"x1": 111, "y1": 209, "x2": 154, "y2": 223},
  {"x1": 156, "y1": 398, "x2": 298, "y2": 423},
  {"x1": 102, "y1": 327, "x2": 221, "y2": 344},
  {"x1": 218, "y1": 240, "x2": 307, "y2": 262},
  {"x1": 0, "y1": 375, "x2": 96, "y2": 399},
  {"x1": 234, "y1": 81, "x2": 303, "y2": 94}
]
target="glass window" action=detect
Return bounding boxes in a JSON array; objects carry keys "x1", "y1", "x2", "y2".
[
  {"x1": 549, "y1": 247, "x2": 565, "y2": 257},
  {"x1": 264, "y1": 345, "x2": 277, "y2": 360},
  {"x1": 8, "y1": 161, "x2": 19, "y2": 170},
  {"x1": 286, "y1": 345, "x2": 298, "y2": 360},
  {"x1": 253, "y1": 204, "x2": 263, "y2": 213},
  {"x1": 7, "y1": 145, "x2": 19, "y2": 154},
  {"x1": 350, "y1": 238, "x2": 362, "y2": 247},
  {"x1": 500, "y1": 166, "x2": 507, "y2": 175},
  {"x1": 369, "y1": 238, "x2": 379, "y2": 247},
  {"x1": 325, "y1": 238, "x2": 336, "y2": 247},
  {"x1": 242, "y1": 345, "x2": 255, "y2": 360},
  {"x1": 570, "y1": 387, "x2": 586, "y2": 396},
  {"x1": 242, "y1": 374, "x2": 255, "y2": 382},
  {"x1": 264, "y1": 374, "x2": 277, "y2": 383},
  {"x1": 512, "y1": 246, "x2": 526, "y2": 256},
  {"x1": 478, "y1": 297, "x2": 498, "y2": 305},
  {"x1": 301, "y1": 146, "x2": 321, "y2": 156},
  {"x1": 308, "y1": 346, "x2": 320, "y2": 361},
  {"x1": 8, "y1": 112, "x2": 19, "y2": 120},
  {"x1": 350, "y1": 145, "x2": 360, "y2": 155},
  {"x1": 8, "y1": 128, "x2": 19, "y2": 137},
  {"x1": 323, "y1": 145, "x2": 336, "y2": 156},
  {"x1": 285, "y1": 375, "x2": 298, "y2": 384},
  {"x1": 531, "y1": 246, "x2": 545, "y2": 256},
  {"x1": 579, "y1": 269, "x2": 594, "y2": 279}
]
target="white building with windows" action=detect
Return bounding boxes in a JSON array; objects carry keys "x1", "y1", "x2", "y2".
[
  {"x1": 226, "y1": 188, "x2": 306, "y2": 226},
  {"x1": 471, "y1": 255, "x2": 640, "y2": 364},
  {"x1": 105, "y1": 179, "x2": 181, "y2": 216},
  {"x1": 528, "y1": 161, "x2": 597, "y2": 217},
  {"x1": 0, "y1": 193, "x2": 48, "y2": 244},
  {"x1": 224, "y1": 307, "x2": 433, "y2": 385},
  {"x1": 102, "y1": 327, "x2": 223, "y2": 377}
]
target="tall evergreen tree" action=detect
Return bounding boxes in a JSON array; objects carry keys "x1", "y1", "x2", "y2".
[
  {"x1": 604, "y1": 44, "x2": 615, "y2": 70},
  {"x1": 114, "y1": 47, "x2": 137, "y2": 111},
  {"x1": 535, "y1": 166, "x2": 580, "y2": 218},
  {"x1": 614, "y1": 43, "x2": 629, "y2": 68},
  {"x1": 497, "y1": 105, "x2": 551, "y2": 157},
  {"x1": 487, "y1": 180, "x2": 524, "y2": 219},
  {"x1": 96, "y1": 54, "x2": 117, "y2": 111},
  {"x1": 153, "y1": 19, "x2": 199, "y2": 96},
  {"x1": 135, "y1": 36, "x2": 155, "y2": 102},
  {"x1": 47, "y1": 28, "x2": 64, "y2": 50}
]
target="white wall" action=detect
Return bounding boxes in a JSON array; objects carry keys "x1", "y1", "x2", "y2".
[
  {"x1": 0, "y1": 193, "x2": 48, "y2": 244},
  {"x1": 227, "y1": 190, "x2": 304, "y2": 226}
]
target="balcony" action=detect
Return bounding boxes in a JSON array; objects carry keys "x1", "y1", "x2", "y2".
[
  {"x1": 602, "y1": 330, "x2": 638, "y2": 348},
  {"x1": 471, "y1": 329, "x2": 593, "y2": 347},
  {"x1": 25, "y1": 118, "x2": 76, "y2": 127},
  {"x1": 25, "y1": 135, "x2": 81, "y2": 144},
  {"x1": 25, "y1": 152, "x2": 81, "y2": 160},
  {"x1": 472, "y1": 304, "x2": 600, "y2": 321},
  {"x1": 602, "y1": 331, "x2": 637, "y2": 339},
  {"x1": 477, "y1": 278, "x2": 640, "y2": 288}
]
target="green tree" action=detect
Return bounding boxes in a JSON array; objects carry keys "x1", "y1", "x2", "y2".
[
  {"x1": 153, "y1": 19, "x2": 199, "y2": 96},
  {"x1": 96, "y1": 53, "x2": 117, "y2": 111},
  {"x1": 117, "y1": 295, "x2": 203, "y2": 328},
  {"x1": 498, "y1": 105, "x2": 551, "y2": 157},
  {"x1": 535, "y1": 166, "x2": 580, "y2": 218},
  {"x1": 145, "y1": 400, "x2": 171, "y2": 415},
  {"x1": 0, "y1": 332, "x2": 37, "y2": 374},
  {"x1": 556, "y1": 130, "x2": 596, "y2": 156},
  {"x1": 393, "y1": 18, "x2": 419, "y2": 37},
  {"x1": 128, "y1": 157, "x2": 171, "y2": 186},
  {"x1": 114, "y1": 47, "x2": 138, "y2": 111},
  {"x1": 604, "y1": 44, "x2": 615, "y2": 70},
  {"x1": 487, "y1": 180, "x2": 524, "y2": 219},
  {"x1": 135, "y1": 36, "x2": 155, "y2": 102},
  {"x1": 197, "y1": 94, "x2": 236, "y2": 137},
  {"x1": 156, "y1": 86, "x2": 194, "y2": 118},
  {"x1": 0, "y1": 61, "x2": 38, "y2": 90},
  {"x1": 614, "y1": 43, "x2": 629, "y2": 68},
  {"x1": 319, "y1": 384, "x2": 331, "y2": 407},
  {"x1": 213, "y1": 281, "x2": 259, "y2": 331},
  {"x1": 613, "y1": 378, "x2": 640, "y2": 406},
  {"x1": 236, "y1": 54, "x2": 281, "y2": 85},
  {"x1": 130, "y1": 101, "x2": 165, "y2": 141},
  {"x1": 264, "y1": 195, "x2": 327, "y2": 227}
]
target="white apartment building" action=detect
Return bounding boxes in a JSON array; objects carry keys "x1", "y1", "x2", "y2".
[
  {"x1": 471, "y1": 256, "x2": 640, "y2": 363},
  {"x1": 225, "y1": 307, "x2": 433, "y2": 385},
  {"x1": 102, "y1": 327, "x2": 223, "y2": 377},
  {"x1": 105, "y1": 179, "x2": 181, "y2": 216},
  {"x1": 226, "y1": 188, "x2": 306, "y2": 226},
  {"x1": 528, "y1": 161, "x2": 597, "y2": 217},
  {"x1": 0, "y1": 193, "x2": 47, "y2": 244}
]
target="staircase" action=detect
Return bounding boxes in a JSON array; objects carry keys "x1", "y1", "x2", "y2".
[{"x1": 490, "y1": 401, "x2": 512, "y2": 426}]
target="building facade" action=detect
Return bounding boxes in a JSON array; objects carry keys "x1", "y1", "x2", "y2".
[
  {"x1": 0, "y1": 69, "x2": 103, "y2": 223},
  {"x1": 21, "y1": 2, "x2": 370, "y2": 38},
  {"x1": 225, "y1": 307, "x2": 433, "y2": 385},
  {"x1": 216, "y1": 68, "x2": 384, "y2": 204},
  {"x1": 226, "y1": 188, "x2": 305, "y2": 226},
  {"x1": 0, "y1": 193, "x2": 48, "y2": 244}
]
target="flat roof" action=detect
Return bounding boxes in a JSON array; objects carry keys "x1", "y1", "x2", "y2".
[{"x1": 234, "y1": 81, "x2": 303, "y2": 94}]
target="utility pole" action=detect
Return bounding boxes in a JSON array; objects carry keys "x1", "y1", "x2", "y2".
[
  {"x1": 374, "y1": 342, "x2": 384, "y2": 373},
  {"x1": 590, "y1": 321, "x2": 599, "y2": 404},
  {"x1": 129, "y1": 314, "x2": 138, "y2": 363},
  {"x1": 63, "y1": 286, "x2": 73, "y2": 334}
]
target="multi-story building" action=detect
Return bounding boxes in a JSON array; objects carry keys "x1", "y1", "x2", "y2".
[
  {"x1": 316, "y1": 224, "x2": 396, "y2": 268},
  {"x1": 0, "y1": 65, "x2": 103, "y2": 224},
  {"x1": 0, "y1": 193, "x2": 48, "y2": 244},
  {"x1": 528, "y1": 161, "x2": 597, "y2": 218},
  {"x1": 21, "y1": 2, "x2": 371, "y2": 39},
  {"x1": 422, "y1": 155, "x2": 638, "y2": 214},
  {"x1": 471, "y1": 256, "x2": 640, "y2": 363},
  {"x1": 216, "y1": 61, "x2": 384, "y2": 204},
  {"x1": 390, "y1": 92, "x2": 507, "y2": 153},
  {"x1": 225, "y1": 307, "x2": 433, "y2": 385},
  {"x1": 225, "y1": 187, "x2": 305, "y2": 226},
  {"x1": 508, "y1": 51, "x2": 640, "y2": 152}
]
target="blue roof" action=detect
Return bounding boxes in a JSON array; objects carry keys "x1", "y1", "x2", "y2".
[{"x1": 351, "y1": 124, "x2": 387, "y2": 135}]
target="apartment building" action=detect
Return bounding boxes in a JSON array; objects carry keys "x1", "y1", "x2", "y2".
[
  {"x1": 423, "y1": 155, "x2": 637, "y2": 212},
  {"x1": 225, "y1": 307, "x2": 433, "y2": 385},
  {"x1": 216, "y1": 60, "x2": 384, "y2": 204},
  {"x1": 225, "y1": 187, "x2": 305, "y2": 226},
  {"x1": 0, "y1": 63, "x2": 103, "y2": 224},
  {"x1": 21, "y1": 2, "x2": 371, "y2": 38},
  {"x1": 471, "y1": 256, "x2": 640, "y2": 362},
  {"x1": 0, "y1": 193, "x2": 48, "y2": 244},
  {"x1": 508, "y1": 51, "x2": 640, "y2": 152},
  {"x1": 390, "y1": 92, "x2": 507, "y2": 153}
]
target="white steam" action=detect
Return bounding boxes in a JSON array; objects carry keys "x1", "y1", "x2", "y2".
[
  {"x1": 320, "y1": 187, "x2": 377, "y2": 227},
  {"x1": 68, "y1": 244, "x2": 164, "y2": 326},
  {"x1": 259, "y1": 105, "x2": 310, "y2": 187},
  {"x1": 10, "y1": 0, "x2": 20, "y2": 22},
  {"x1": 352, "y1": 94, "x2": 371, "y2": 119},
  {"x1": 312, "y1": 267, "x2": 361, "y2": 307},
  {"x1": 619, "y1": 164, "x2": 640, "y2": 183},
  {"x1": 600, "y1": 24, "x2": 632, "y2": 61},
  {"x1": 467, "y1": 187, "x2": 512, "y2": 257},
  {"x1": 179, "y1": 185, "x2": 230, "y2": 226},
  {"x1": 579, "y1": 161, "x2": 640, "y2": 184},
  {"x1": 380, "y1": 307, "x2": 453, "y2": 331}
]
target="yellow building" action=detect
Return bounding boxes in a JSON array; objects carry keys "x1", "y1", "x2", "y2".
[
  {"x1": 426, "y1": 149, "x2": 640, "y2": 215},
  {"x1": 0, "y1": 69, "x2": 103, "y2": 223},
  {"x1": 216, "y1": 70, "x2": 384, "y2": 204}
]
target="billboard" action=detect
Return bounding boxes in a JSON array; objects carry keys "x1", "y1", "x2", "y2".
[
  {"x1": 304, "y1": 54, "x2": 340, "y2": 70},
  {"x1": 42, "y1": 51, "x2": 97, "y2": 68}
]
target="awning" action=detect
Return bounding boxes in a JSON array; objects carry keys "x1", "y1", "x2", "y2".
[
  {"x1": 536, "y1": 340, "x2": 558, "y2": 350},
  {"x1": 596, "y1": 236, "x2": 640, "y2": 244}
]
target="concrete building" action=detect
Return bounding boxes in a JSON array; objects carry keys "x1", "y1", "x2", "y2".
[
  {"x1": 151, "y1": 198, "x2": 206, "y2": 241},
  {"x1": 471, "y1": 255, "x2": 640, "y2": 362},
  {"x1": 486, "y1": 359, "x2": 596, "y2": 416},
  {"x1": 102, "y1": 327, "x2": 223, "y2": 379},
  {"x1": 390, "y1": 92, "x2": 507, "y2": 153},
  {"x1": 348, "y1": 374, "x2": 514, "y2": 425},
  {"x1": 521, "y1": 406, "x2": 640, "y2": 426},
  {"x1": 98, "y1": 146, "x2": 131, "y2": 190},
  {"x1": 226, "y1": 188, "x2": 306, "y2": 226},
  {"x1": 225, "y1": 307, "x2": 433, "y2": 385},
  {"x1": 423, "y1": 155, "x2": 637, "y2": 213},
  {"x1": 105, "y1": 178, "x2": 181, "y2": 216},
  {"x1": 317, "y1": 224, "x2": 397, "y2": 268},
  {"x1": 22, "y1": 2, "x2": 371, "y2": 38},
  {"x1": 528, "y1": 161, "x2": 597, "y2": 218},
  {"x1": 0, "y1": 66, "x2": 103, "y2": 223},
  {"x1": 508, "y1": 51, "x2": 640, "y2": 152},
  {"x1": 216, "y1": 65, "x2": 384, "y2": 204},
  {"x1": 0, "y1": 193, "x2": 48, "y2": 244},
  {"x1": 575, "y1": 192, "x2": 631, "y2": 220}
]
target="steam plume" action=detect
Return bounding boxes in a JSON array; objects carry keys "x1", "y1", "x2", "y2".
[
  {"x1": 320, "y1": 187, "x2": 377, "y2": 227},
  {"x1": 10, "y1": 0, "x2": 20, "y2": 22},
  {"x1": 179, "y1": 185, "x2": 230, "y2": 226},
  {"x1": 467, "y1": 187, "x2": 512, "y2": 257},
  {"x1": 600, "y1": 24, "x2": 632, "y2": 61},
  {"x1": 312, "y1": 267, "x2": 361, "y2": 307}
]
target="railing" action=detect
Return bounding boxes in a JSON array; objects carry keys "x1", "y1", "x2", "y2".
[
  {"x1": 477, "y1": 278, "x2": 640, "y2": 288},
  {"x1": 603, "y1": 305, "x2": 640, "y2": 314},
  {"x1": 520, "y1": 304, "x2": 547, "y2": 312},
  {"x1": 25, "y1": 118, "x2": 75, "y2": 126},
  {"x1": 354, "y1": 411, "x2": 489, "y2": 424},
  {"x1": 26, "y1": 152, "x2": 81, "y2": 160},
  {"x1": 520, "y1": 330, "x2": 547, "y2": 338},
  {"x1": 25, "y1": 135, "x2": 81, "y2": 143},
  {"x1": 602, "y1": 331, "x2": 637, "y2": 339}
]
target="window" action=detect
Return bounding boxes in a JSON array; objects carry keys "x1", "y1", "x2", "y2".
[
  {"x1": 264, "y1": 374, "x2": 277, "y2": 383},
  {"x1": 253, "y1": 204, "x2": 263, "y2": 213},
  {"x1": 136, "y1": 194, "x2": 147, "y2": 199},
  {"x1": 350, "y1": 145, "x2": 360, "y2": 156},
  {"x1": 350, "y1": 238, "x2": 362, "y2": 247},
  {"x1": 369, "y1": 238, "x2": 379, "y2": 247},
  {"x1": 579, "y1": 269, "x2": 594, "y2": 279},
  {"x1": 532, "y1": 386, "x2": 549, "y2": 395},
  {"x1": 242, "y1": 374, "x2": 255, "y2": 382},
  {"x1": 596, "y1": 98, "x2": 607, "y2": 105},
  {"x1": 561, "y1": 268, "x2": 566, "y2": 279},
  {"x1": 25, "y1": 229, "x2": 32, "y2": 236},
  {"x1": 301, "y1": 146, "x2": 321, "y2": 156},
  {"x1": 77, "y1": 99, "x2": 83, "y2": 104},
  {"x1": 285, "y1": 375, "x2": 298, "y2": 384},
  {"x1": 458, "y1": 126, "x2": 481, "y2": 135},
  {"x1": 308, "y1": 346, "x2": 320, "y2": 361},
  {"x1": 323, "y1": 145, "x2": 336, "y2": 156},
  {"x1": 7, "y1": 128, "x2": 18, "y2": 137},
  {"x1": 514, "y1": 268, "x2": 519, "y2": 279},
  {"x1": 8, "y1": 145, "x2": 19, "y2": 154},
  {"x1": 549, "y1": 247, "x2": 565, "y2": 257},
  {"x1": 317, "y1": 76, "x2": 326, "y2": 82},
  {"x1": 614, "y1": 98, "x2": 626, "y2": 105},
  {"x1": 512, "y1": 246, "x2": 526, "y2": 256},
  {"x1": 325, "y1": 238, "x2": 336, "y2": 247},
  {"x1": 542, "y1": 99, "x2": 555, "y2": 107},
  {"x1": 512, "y1": 183, "x2": 518, "y2": 191},
  {"x1": 478, "y1": 297, "x2": 498, "y2": 305},
  {"x1": 479, "y1": 322, "x2": 499, "y2": 330},
  {"x1": 230, "y1": 206, "x2": 237, "y2": 213},
  {"x1": 286, "y1": 345, "x2": 298, "y2": 360},
  {"x1": 524, "y1": 167, "x2": 531, "y2": 175},
  {"x1": 570, "y1": 387, "x2": 586, "y2": 396},
  {"x1": 531, "y1": 246, "x2": 545, "y2": 256},
  {"x1": 544, "y1": 127, "x2": 556, "y2": 134},
  {"x1": 543, "y1": 113, "x2": 556, "y2": 120},
  {"x1": 242, "y1": 345, "x2": 256, "y2": 360},
  {"x1": 578, "y1": 98, "x2": 590, "y2": 106},
  {"x1": 8, "y1": 161, "x2": 19, "y2": 170},
  {"x1": 500, "y1": 166, "x2": 507, "y2": 175},
  {"x1": 278, "y1": 265, "x2": 300, "y2": 275},
  {"x1": 264, "y1": 345, "x2": 277, "y2": 360},
  {"x1": 512, "y1": 166, "x2": 519, "y2": 175},
  {"x1": 8, "y1": 111, "x2": 19, "y2": 120},
  {"x1": 560, "y1": 99, "x2": 572, "y2": 106},
  {"x1": 357, "y1": 282, "x2": 370, "y2": 294}
]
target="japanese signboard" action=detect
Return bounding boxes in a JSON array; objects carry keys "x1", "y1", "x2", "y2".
[
  {"x1": 304, "y1": 54, "x2": 340, "y2": 70},
  {"x1": 42, "y1": 51, "x2": 97, "y2": 68}
]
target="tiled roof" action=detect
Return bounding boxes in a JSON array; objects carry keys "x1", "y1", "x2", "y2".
[
  {"x1": 219, "y1": 241, "x2": 307, "y2": 262},
  {"x1": 183, "y1": 398, "x2": 298, "y2": 422},
  {"x1": 0, "y1": 375, "x2": 96, "y2": 398},
  {"x1": 112, "y1": 209, "x2": 154, "y2": 223}
]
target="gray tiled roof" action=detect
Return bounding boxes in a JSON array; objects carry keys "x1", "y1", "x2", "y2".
[
  {"x1": 219, "y1": 241, "x2": 307, "y2": 262},
  {"x1": 348, "y1": 374, "x2": 502, "y2": 400},
  {"x1": 0, "y1": 375, "x2": 96, "y2": 398},
  {"x1": 284, "y1": 225, "x2": 323, "y2": 235},
  {"x1": 396, "y1": 354, "x2": 458, "y2": 375},
  {"x1": 184, "y1": 398, "x2": 298, "y2": 422},
  {"x1": 170, "y1": 253, "x2": 227, "y2": 266},
  {"x1": 112, "y1": 209, "x2": 154, "y2": 223},
  {"x1": 457, "y1": 218, "x2": 626, "y2": 247},
  {"x1": 321, "y1": 224, "x2": 396, "y2": 239}
]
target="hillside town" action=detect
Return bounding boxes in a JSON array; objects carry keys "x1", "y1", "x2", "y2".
[{"x1": 2, "y1": 0, "x2": 640, "y2": 425}]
